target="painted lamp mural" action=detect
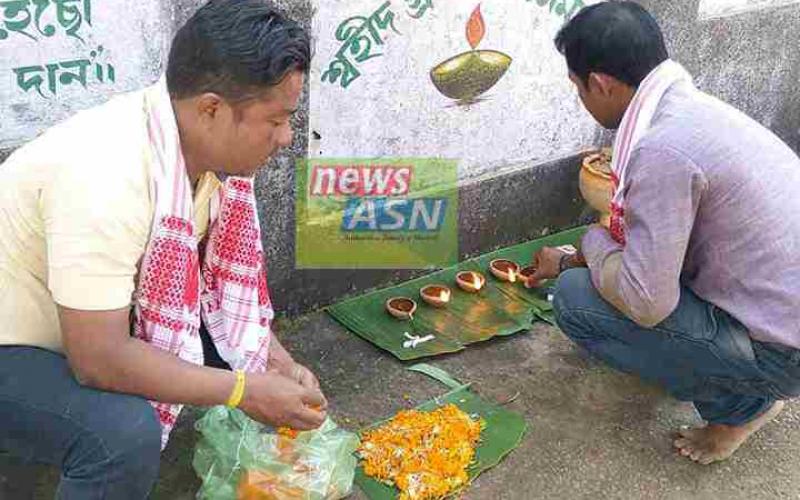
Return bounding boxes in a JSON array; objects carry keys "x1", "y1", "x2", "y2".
[{"x1": 430, "y1": 4, "x2": 512, "y2": 104}]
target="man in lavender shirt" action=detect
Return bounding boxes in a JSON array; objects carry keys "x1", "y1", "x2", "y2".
[{"x1": 529, "y1": 2, "x2": 800, "y2": 464}]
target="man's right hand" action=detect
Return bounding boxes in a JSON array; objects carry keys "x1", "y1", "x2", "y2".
[
  {"x1": 59, "y1": 306, "x2": 329, "y2": 432},
  {"x1": 525, "y1": 247, "x2": 567, "y2": 288},
  {"x1": 239, "y1": 371, "x2": 327, "y2": 430},
  {"x1": 526, "y1": 246, "x2": 588, "y2": 288}
]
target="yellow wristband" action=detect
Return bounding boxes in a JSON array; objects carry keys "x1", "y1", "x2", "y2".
[{"x1": 226, "y1": 370, "x2": 246, "y2": 408}]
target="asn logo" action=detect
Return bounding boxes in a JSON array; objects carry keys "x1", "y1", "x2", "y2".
[
  {"x1": 341, "y1": 198, "x2": 447, "y2": 232},
  {"x1": 309, "y1": 165, "x2": 447, "y2": 232}
]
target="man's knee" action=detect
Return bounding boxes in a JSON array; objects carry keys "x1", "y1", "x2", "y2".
[
  {"x1": 106, "y1": 397, "x2": 161, "y2": 471},
  {"x1": 553, "y1": 268, "x2": 595, "y2": 317},
  {"x1": 70, "y1": 395, "x2": 161, "y2": 481},
  {"x1": 553, "y1": 268, "x2": 602, "y2": 342},
  {"x1": 58, "y1": 395, "x2": 161, "y2": 499}
]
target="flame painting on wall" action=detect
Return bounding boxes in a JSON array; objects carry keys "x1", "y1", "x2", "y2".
[{"x1": 430, "y1": 4, "x2": 513, "y2": 105}]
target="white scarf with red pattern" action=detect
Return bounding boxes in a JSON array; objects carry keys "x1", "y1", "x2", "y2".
[
  {"x1": 134, "y1": 78, "x2": 274, "y2": 448},
  {"x1": 609, "y1": 60, "x2": 693, "y2": 245}
]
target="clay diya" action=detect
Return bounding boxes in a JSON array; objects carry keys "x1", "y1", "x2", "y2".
[
  {"x1": 518, "y1": 265, "x2": 538, "y2": 288},
  {"x1": 420, "y1": 284, "x2": 452, "y2": 308},
  {"x1": 489, "y1": 259, "x2": 520, "y2": 283},
  {"x1": 456, "y1": 271, "x2": 486, "y2": 293},
  {"x1": 385, "y1": 297, "x2": 417, "y2": 320}
]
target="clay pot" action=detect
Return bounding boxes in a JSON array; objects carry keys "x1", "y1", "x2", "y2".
[{"x1": 579, "y1": 148, "x2": 614, "y2": 227}]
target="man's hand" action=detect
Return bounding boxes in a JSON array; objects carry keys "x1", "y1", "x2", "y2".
[
  {"x1": 267, "y1": 335, "x2": 322, "y2": 391},
  {"x1": 525, "y1": 247, "x2": 565, "y2": 288},
  {"x1": 290, "y1": 363, "x2": 321, "y2": 390},
  {"x1": 525, "y1": 246, "x2": 588, "y2": 288},
  {"x1": 240, "y1": 371, "x2": 327, "y2": 430},
  {"x1": 58, "y1": 306, "x2": 330, "y2": 431}
]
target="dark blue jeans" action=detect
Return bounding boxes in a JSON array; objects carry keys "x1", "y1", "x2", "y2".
[
  {"x1": 0, "y1": 347, "x2": 161, "y2": 499},
  {"x1": 554, "y1": 268, "x2": 800, "y2": 426}
]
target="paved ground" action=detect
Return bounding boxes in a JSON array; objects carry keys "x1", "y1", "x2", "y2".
[{"x1": 4, "y1": 311, "x2": 800, "y2": 499}]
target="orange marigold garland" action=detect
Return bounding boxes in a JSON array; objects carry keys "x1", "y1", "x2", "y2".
[
  {"x1": 358, "y1": 404, "x2": 484, "y2": 499},
  {"x1": 277, "y1": 427, "x2": 300, "y2": 439}
]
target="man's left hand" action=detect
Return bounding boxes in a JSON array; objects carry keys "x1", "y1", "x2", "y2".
[{"x1": 290, "y1": 363, "x2": 321, "y2": 391}]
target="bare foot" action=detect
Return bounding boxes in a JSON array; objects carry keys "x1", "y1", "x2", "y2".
[{"x1": 673, "y1": 400, "x2": 785, "y2": 465}]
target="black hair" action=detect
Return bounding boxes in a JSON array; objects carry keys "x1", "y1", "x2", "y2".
[
  {"x1": 554, "y1": 1, "x2": 668, "y2": 87},
  {"x1": 167, "y1": 0, "x2": 310, "y2": 100}
]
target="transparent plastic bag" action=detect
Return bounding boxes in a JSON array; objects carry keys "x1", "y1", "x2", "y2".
[{"x1": 193, "y1": 406, "x2": 359, "y2": 500}]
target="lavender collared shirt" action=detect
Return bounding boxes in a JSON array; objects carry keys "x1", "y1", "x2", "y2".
[{"x1": 582, "y1": 81, "x2": 800, "y2": 349}]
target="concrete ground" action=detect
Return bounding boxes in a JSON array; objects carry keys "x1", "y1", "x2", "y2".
[{"x1": 4, "y1": 312, "x2": 800, "y2": 499}]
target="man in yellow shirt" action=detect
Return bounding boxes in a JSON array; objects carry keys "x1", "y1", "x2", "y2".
[{"x1": 0, "y1": 1, "x2": 326, "y2": 498}]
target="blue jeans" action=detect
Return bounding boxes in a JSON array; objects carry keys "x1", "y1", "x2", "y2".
[
  {"x1": 0, "y1": 347, "x2": 161, "y2": 499},
  {"x1": 554, "y1": 269, "x2": 800, "y2": 426}
]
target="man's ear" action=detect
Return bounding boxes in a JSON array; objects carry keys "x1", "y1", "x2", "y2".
[
  {"x1": 196, "y1": 92, "x2": 224, "y2": 124},
  {"x1": 587, "y1": 72, "x2": 615, "y2": 98}
]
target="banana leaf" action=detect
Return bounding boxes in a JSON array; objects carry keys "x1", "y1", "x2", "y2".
[
  {"x1": 355, "y1": 364, "x2": 527, "y2": 499},
  {"x1": 326, "y1": 227, "x2": 586, "y2": 360}
]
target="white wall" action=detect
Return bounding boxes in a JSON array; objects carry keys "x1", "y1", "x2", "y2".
[
  {"x1": 308, "y1": 0, "x2": 601, "y2": 182},
  {"x1": 698, "y1": 0, "x2": 800, "y2": 20},
  {"x1": 0, "y1": 0, "x2": 173, "y2": 149}
]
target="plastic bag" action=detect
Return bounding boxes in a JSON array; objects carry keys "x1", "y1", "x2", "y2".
[{"x1": 193, "y1": 406, "x2": 360, "y2": 500}]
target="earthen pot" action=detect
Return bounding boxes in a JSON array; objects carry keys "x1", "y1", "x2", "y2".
[{"x1": 579, "y1": 148, "x2": 614, "y2": 228}]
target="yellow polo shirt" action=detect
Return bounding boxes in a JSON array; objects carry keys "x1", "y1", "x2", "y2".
[{"x1": 0, "y1": 89, "x2": 220, "y2": 352}]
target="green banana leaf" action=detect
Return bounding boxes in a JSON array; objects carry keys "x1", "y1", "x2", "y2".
[
  {"x1": 326, "y1": 227, "x2": 586, "y2": 360},
  {"x1": 354, "y1": 365, "x2": 527, "y2": 499}
]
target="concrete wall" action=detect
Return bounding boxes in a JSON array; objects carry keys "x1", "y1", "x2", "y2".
[
  {"x1": 643, "y1": 0, "x2": 800, "y2": 152},
  {"x1": 309, "y1": 0, "x2": 603, "y2": 182},
  {"x1": 1, "y1": 0, "x2": 798, "y2": 316},
  {"x1": 698, "y1": 0, "x2": 800, "y2": 20},
  {"x1": 0, "y1": 0, "x2": 208, "y2": 149}
]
